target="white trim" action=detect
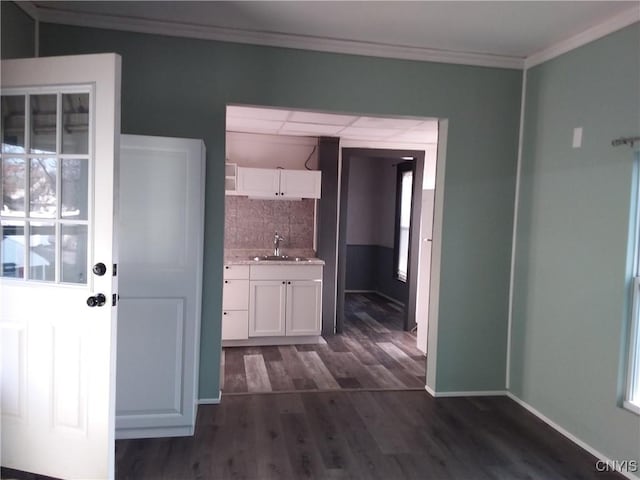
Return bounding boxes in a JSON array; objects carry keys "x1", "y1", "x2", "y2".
[
  {"x1": 35, "y1": 7, "x2": 523, "y2": 70},
  {"x1": 506, "y1": 393, "x2": 640, "y2": 480},
  {"x1": 506, "y1": 69, "x2": 528, "y2": 390},
  {"x1": 424, "y1": 386, "x2": 507, "y2": 398},
  {"x1": 115, "y1": 425, "x2": 194, "y2": 440},
  {"x1": 424, "y1": 384, "x2": 437, "y2": 397},
  {"x1": 198, "y1": 391, "x2": 222, "y2": 405},
  {"x1": 14, "y1": 1, "x2": 39, "y2": 21},
  {"x1": 525, "y1": 7, "x2": 640, "y2": 69},
  {"x1": 623, "y1": 400, "x2": 640, "y2": 417}
]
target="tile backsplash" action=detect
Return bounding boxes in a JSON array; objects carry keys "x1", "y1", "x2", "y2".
[{"x1": 225, "y1": 196, "x2": 315, "y2": 250}]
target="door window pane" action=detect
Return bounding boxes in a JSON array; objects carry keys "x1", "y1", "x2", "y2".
[
  {"x1": 30, "y1": 158, "x2": 57, "y2": 218},
  {"x1": 1, "y1": 221, "x2": 25, "y2": 278},
  {"x1": 2, "y1": 157, "x2": 26, "y2": 216},
  {"x1": 61, "y1": 159, "x2": 88, "y2": 220},
  {"x1": 61, "y1": 224, "x2": 87, "y2": 284},
  {"x1": 1, "y1": 95, "x2": 26, "y2": 153},
  {"x1": 30, "y1": 95, "x2": 57, "y2": 154},
  {"x1": 28, "y1": 222, "x2": 55, "y2": 281},
  {"x1": 62, "y1": 93, "x2": 89, "y2": 155}
]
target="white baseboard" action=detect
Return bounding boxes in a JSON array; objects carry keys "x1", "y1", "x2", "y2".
[
  {"x1": 424, "y1": 385, "x2": 507, "y2": 398},
  {"x1": 506, "y1": 392, "x2": 640, "y2": 480},
  {"x1": 198, "y1": 390, "x2": 222, "y2": 404},
  {"x1": 116, "y1": 424, "x2": 194, "y2": 440}
]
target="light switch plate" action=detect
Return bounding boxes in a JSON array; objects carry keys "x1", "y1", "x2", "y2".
[{"x1": 572, "y1": 127, "x2": 583, "y2": 148}]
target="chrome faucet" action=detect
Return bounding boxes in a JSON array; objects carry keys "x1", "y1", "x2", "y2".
[{"x1": 273, "y1": 231, "x2": 285, "y2": 256}]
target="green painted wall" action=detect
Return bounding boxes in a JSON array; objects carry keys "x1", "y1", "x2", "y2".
[
  {"x1": 1, "y1": 2, "x2": 35, "y2": 59},
  {"x1": 39, "y1": 23, "x2": 521, "y2": 397},
  {"x1": 511, "y1": 23, "x2": 640, "y2": 464}
]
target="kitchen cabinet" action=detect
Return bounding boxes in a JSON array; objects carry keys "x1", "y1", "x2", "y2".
[
  {"x1": 222, "y1": 265, "x2": 250, "y2": 340},
  {"x1": 248, "y1": 264, "x2": 323, "y2": 338},
  {"x1": 237, "y1": 166, "x2": 321, "y2": 199}
]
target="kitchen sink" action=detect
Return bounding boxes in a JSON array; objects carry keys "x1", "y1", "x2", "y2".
[{"x1": 250, "y1": 255, "x2": 310, "y2": 262}]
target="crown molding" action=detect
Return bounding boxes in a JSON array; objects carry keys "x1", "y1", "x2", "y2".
[
  {"x1": 14, "y1": 1, "x2": 39, "y2": 21},
  {"x1": 35, "y1": 6, "x2": 524, "y2": 70},
  {"x1": 525, "y1": 6, "x2": 640, "y2": 69}
]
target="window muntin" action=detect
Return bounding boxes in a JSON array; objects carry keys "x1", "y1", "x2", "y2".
[{"x1": 1, "y1": 90, "x2": 91, "y2": 284}]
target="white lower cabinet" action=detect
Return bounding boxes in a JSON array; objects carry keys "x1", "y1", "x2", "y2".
[
  {"x1": 249, "y1": 279, "x2": 322, "y2": 337},
  {"x1": 222, "y1": 265, "x2": 250, "y2": 340},
  {"x1": 286, "y1": 281, "x2": 322, "y2": 335},
  {"x1": 249, "y1": 281, "x2": 287, "y2": 336}
]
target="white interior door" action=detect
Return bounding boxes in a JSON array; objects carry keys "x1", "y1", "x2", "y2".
[
  {"x1": 1, "y1": 54, "x2": 121, "y2": 480},
  {"x1": 116, "y1": 134, "x2": 205, "y2": 439}
]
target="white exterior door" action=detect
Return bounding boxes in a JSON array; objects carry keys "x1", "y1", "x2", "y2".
[
  {"x1": 116, "y1": 134, "x2": 205, "y2": 439},
  {"x1": 286, "y1": 280, "x2": 322, "y2": 335},
  {"x1": 1, "y1": 54, "x2": 121, "y2": 479},
  {"x1": 249, "y1": 280, "x2": 286, "y2": 336}
]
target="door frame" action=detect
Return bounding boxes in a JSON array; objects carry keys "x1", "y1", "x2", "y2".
[{"x1": 336, "y1": 147, "x2": 425, "y2": 333}]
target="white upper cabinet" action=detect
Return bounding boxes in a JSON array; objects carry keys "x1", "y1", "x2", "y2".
[
  {"x1": 237, "y1": 167, "x2": 280, "y2": 198},
  {"x1": 237, "y1": 166, "x2": 321, "y2": 199},
  {"x1": 280, "y1": 170, "x2": 321, "y2": 199}
]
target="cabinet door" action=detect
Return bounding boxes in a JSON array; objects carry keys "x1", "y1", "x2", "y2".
[
  {"x1": 249, "y1": 281, "x2": 287, "y2": 336},
  {"x1": 222, "y1": 310, "x2": 249, "y2": 340},
  {"x1": 222, "y1": 279, "x2": 249, "y2": 310},
  {"x1": 286, "y1": 280, "x2": 322, "y2": 335},
  {"x1": 279, "y1": 170, "x2": 321, "y2": 199},
  {"x1": 237, "y1": 167, "x2": 280, "y2": 198}
]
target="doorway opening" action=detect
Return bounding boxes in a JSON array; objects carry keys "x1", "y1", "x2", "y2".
[{"x1": 220, "y1": 105, "x2": 440, "y2": 394}]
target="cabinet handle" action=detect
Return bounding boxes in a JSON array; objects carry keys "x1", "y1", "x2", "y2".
[
  {"x1": 224, "y1": 280, "x2": 228, "y2": 284},
  {"x1": 275, "y1": 192, "x2": 279, "y2": 196},
  {"x1": 288, "y1": 281, "x2": 291, "y2": 284},
  {"x1": 225, "y1": 266, "x2": 229, "y2": 269},
  {"x1": 282, "y1": 281, "x2": 285, "y2": 284},
  {"x1": 223, "y1": 311, "x2": 228, "y2": 315}
]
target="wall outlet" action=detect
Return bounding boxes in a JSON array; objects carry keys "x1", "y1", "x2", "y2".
[{"x1": 572, "y1": 127, "x2": 583, "y2": 148}]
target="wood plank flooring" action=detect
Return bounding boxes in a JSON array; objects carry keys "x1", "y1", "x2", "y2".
[
  {"x1": 115, "y1": 391, "x2": 624, "y2": 479},
  {"x1": 222, "y1": 293, "x2": 426, "y2": 394}
]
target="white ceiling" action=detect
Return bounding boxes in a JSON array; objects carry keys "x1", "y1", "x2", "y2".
[
  {"x1": 31, "y1": 1, "x2": 639, "y2": 68},
  {"x1": 226, "y1": 106, "x2": 439, "y2": 144}
]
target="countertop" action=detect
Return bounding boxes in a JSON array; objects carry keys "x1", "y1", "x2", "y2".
[{"x1": 224, "y1": 249, "x2": 325, "y2": 266}]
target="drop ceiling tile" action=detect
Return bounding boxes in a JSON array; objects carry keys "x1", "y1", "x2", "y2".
[
  {"x1": 288, "y1": 111, "x2": 356, "y2": 125},
  {"x1": 351, "y1": 116, "x2": 424, "y2": 129},
  {"x1": 280, "y1": 122, "x2": 344, "y2": 135},
  {"x1": 226, "y1": 117, "x2": 284, "y2": 133},
  {"x1": 390, "y1": 131, "x2": 439, "y2": 143},
  {"x1": 227, "y1": 105, "x2": 290, "y2": 121},
  {"x1": 339, "y1": 127, "x2": 398, "y2": 138}
]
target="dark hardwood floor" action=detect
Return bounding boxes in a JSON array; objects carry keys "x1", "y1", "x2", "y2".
[
  {"x1": 222, "y1": 293, "x2": 425, "y2": 394},
  {"x1": 115, "y1": 391, "x2": 623, "y2": 479}
]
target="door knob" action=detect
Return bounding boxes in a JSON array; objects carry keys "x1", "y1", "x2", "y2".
[
  {"x1": 87, "y1": 293, "x2": 106, "y2": 307},
  {"x1": 92, "y1": 262, "x2": 107, "y2": 276}
]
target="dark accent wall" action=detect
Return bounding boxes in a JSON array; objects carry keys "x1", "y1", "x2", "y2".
[
  {"x1": 317, "y1": 137, "x2": 340, "y2": 336},
  {"x1": 39, "y1": 23, "x2": 521, "y2": 396},
  {"x1": 346, "y1": 245, "x2": 409, "y2": 304},
  {"x1": 1, "y1": 2, "x2": 35, "y2": 59}
]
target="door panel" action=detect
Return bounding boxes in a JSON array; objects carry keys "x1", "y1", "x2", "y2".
[
  {"x1": 286, "y1": 280, "x2": 322, "y2": 335},
  {"x1": 116, "y1": 134, "x2": 204, "y2": 439},
  {"x1": 1, "y1": 54, "x2": 120, "y2": 480},
  {"x1": 249, "y1": 281, "x2": 286, "y2": 336}
]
